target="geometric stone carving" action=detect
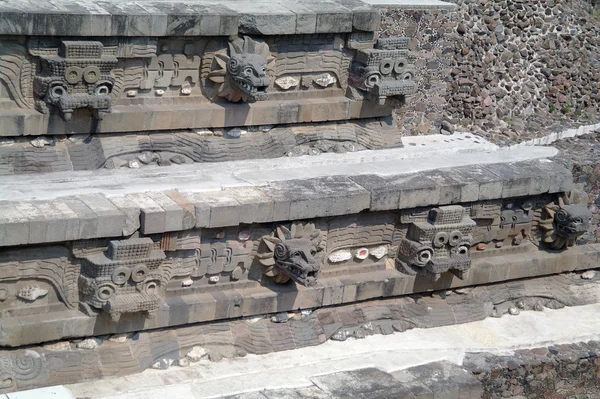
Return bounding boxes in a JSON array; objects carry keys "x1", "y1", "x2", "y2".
[
  {"x1": 349, "y1": 37, "x2": 416, "y2": 105},
  {"x1": 397, "y1": 205, "x2": 475, "y2": 281},
  {"x1": 33, "y1": 41, "x2": 117, "y2": 121},
  {"x1": 78, "y1": 238, "x2": 167, "y2": 321}
]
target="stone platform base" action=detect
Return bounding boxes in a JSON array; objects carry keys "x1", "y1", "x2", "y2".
[{"x1": 2, "y1": 269, "x2": 599, "y2": 394}]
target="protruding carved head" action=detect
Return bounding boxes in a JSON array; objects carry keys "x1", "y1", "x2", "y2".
[
  {"x1": 257, "y1": 223, "x2": 323, "y2": 286},
  {"x1": 208, "y1": 36, "x2": 274, "y2": 103},
  {"x1": 227, "y1": 52, "x2": 270, "y2": 98},
  {"x1": 273, "y1": 239, "x2": 320, "y2": 286},
  {"x1": 554, "y1": 204, "x2": 592, "y2": 239}
]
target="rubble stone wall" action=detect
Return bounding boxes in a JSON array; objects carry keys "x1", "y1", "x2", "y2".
[
  {"x1": 381, "y1": 0, "x2": 600, "y2": 142},
  {"x1": 464, "y1": 341, "x2": 600, "y2": 398}
]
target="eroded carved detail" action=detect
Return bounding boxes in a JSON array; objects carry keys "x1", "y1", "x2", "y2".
[
  {"x1": 538, "y1": 201, "x2": 592, "y2": 250},
  {"x1": 349, "y1": 37, "x2": 416, "y2": 105},
  {"x1": 207, "y1": 36, "x2": 274, "y2": 102},
  {"x1": 79, "y1": 238, "x2": 167, "y2": 321},
  {"x1": 0, "y1": 350, "x2": 43, "y2": 390},
  {"x1": 257, "y1": 223, "x2": 323, "y2": 286},
  {"x1": 33, "y1": 41, "x2": 117, "y2": 121},
  {"x1": 397, "y1": 205, "x2": 475, "y2": 281}
]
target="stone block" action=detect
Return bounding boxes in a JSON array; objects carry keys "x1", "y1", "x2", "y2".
[
  {"x1": 452, "y1": 164, "x2": 504, "y2": 201},
  {"x1": 424, "y1": 170, "x2": 464, "y2": 205},
  {"x1": 304, "y1": 2, "x2": 353, "y2": 33},
  {"x1": 482, "y1": 163, "x2": 532, "y2": 199},
  {"x1": 97, "y1": 2, "x2": 167, "y2": 37},
  {"x1": 186, "y1": 293, "x2": 217, "y2": 324},
  {"x1": 261, "y1": 176, "x2": 370, "y2": 221},
  {"x1": 78, "y1": 194, "x2": 126, "y2": 238},
  {"x1": 247, "y1": 101, "x2": 280, "y2": 127},
  {"x1": 181, "y1": 191, "x2": 241, "y2": 228},
  {"x1": 144, "y1": 191, "x2": 186, "y2": 232},
  {"x1": 125, "y1": 193, "x2": 167, "y2": 235},
  {"x1": 227, "y1": 2, "x2": 297, "y2": 35},
  {"x1": 349, "y1": 174, "x2": 401, "y2": 211},
  {"x1": 164, "y1": 190, "x2": 196, "y2": 230},
  {"x1": 386, "y1": 173, "x2": 441, "y2": 209},
  {"x1": 223, "y1": 187, "x2": 274, "y2": 224},
  {"x1": 29, "y1": 201, "x2": 73, "y2": 243},
  {"x1": 321, "y1": 278, "x2": 345, "y2": 306},
  {"x1": 107, "y1": 196, "x2": 141, "y2": 236},
  {"x1": 13, "y1": 202, "x2": 48, "y2": 244},
  {"x1": 281, "y1": 3, "x2": 317, "y2": 34},
  {"x1": 534, "y1": 159, "x2": 574, "y2": 194},
  {"x1": 240, "y1": 288, "x2": 278, "y2": 316},
  {"x1": 512, "y1": 161, "x2": 551, "y2": 195},
  {"x1": 0, "y1": 204, "x2": 30, "y2": 246}
]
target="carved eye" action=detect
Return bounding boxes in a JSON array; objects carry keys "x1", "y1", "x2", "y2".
[
  {"x1": 244, "y1": 67, "x2": 253, "y2": 76},
  {"x1": 310, "y1": 249, "x2": 317, "y2": 256},
  {"x1": 402, "y1": 71, "x2": 413, "y2": 81},
  {"x1": 365, "y1": 72, "x2": 381, "y2": 88},
  {"x1": 556, "y1": 209, "x2": 568, "y2": 222},
  {"x1": 433, "y1": 231, "x2": 449, "y2": 248},
  {"x1": 416, "y1": 248, "x2": 433, "y2": 265},
  {"x1": 95, "y1": 84, "x2": 111, "y2": 96},
  {"x1": 380, "y1": 58, "x2": 393, "y2": 75},
  {"x1": 457, "y1": 245, "x2": 469, "y2": 255},
  {"x1": 96, "y1": 284, "x2": 116, "y2": 301},
  {"x1": 50, "y1": 85, "x2": 66, "y2": 98},
  {"x1": 394, "y1": 58, "x2": 407, "y2": 74}
]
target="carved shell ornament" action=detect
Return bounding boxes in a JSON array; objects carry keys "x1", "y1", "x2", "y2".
[
  {"x1": 208, "y1": 36, "x2": 275, "y2": 102},
  {"x1": 256, "y1": 223, "x2": 324, "y2": 286}
]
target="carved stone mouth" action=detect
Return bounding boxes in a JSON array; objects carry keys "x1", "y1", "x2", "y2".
[
  {"x1": 556, "y1": 223, "x2": 586, "y2": 238},
  {"x1": 232, "y1": 76, "x2": 269, "y2": 97},
  {"x1": 277, "y1": 261, "x2": 319, "y2": 287}
]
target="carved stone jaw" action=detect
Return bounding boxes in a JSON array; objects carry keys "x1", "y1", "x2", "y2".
[{"x1": 273, "y1": 240, "x2": 320, "y2": 286}]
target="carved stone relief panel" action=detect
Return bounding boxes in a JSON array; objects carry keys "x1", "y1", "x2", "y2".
[
  {"x1": 0, "y1": 246, "x2": 79, "y2": 317},
  {"x1": 78, "y1": 238, "x2": 169, "y2": 321},
  {"x1": 32, "y1": 40, "x2": 118, "y2": 121},
  {"x1": 397, "y1": 205, "x2": 475, "y2": 281},
  {"x1": 349, "y1": 36, "x2": 417, "y2": 105},
  {"x1": 205, "y1": 36, "x2": 275, "y2": 102}
]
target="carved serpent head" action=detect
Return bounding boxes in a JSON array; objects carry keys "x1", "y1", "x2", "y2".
[
  {"x1": 554, "y1": 204, "x2": 592, "y2": 239},
  {"x1": 273, "y1": 238, "x2": 320, "y2": 287},
  {"x1": 227, "y1": 52, "x2": 270, "y2": 98}
]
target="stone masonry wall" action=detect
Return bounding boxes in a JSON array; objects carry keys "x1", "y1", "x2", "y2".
[
  {"x1": 464, "y1": 341, "x2": 600, "y2": 398},
  {"x1": 381, "y1": 0, "x2": 600, "y2": 143}
]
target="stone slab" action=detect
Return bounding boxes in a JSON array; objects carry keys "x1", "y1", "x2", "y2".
[
  {"x1": 0, "y1": 0, "x2": 449, "y2": 37},
  {"x1": 0, "y1": 148, "x2": 571, "y2": 245}
]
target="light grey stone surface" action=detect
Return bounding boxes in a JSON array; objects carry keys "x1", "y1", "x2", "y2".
[
  {"x1": 0, "y1": 142, "x2": 572, "y2": 246},
  {"x1": 0, "y1": 0, "x2": 445, "y2": 36}
]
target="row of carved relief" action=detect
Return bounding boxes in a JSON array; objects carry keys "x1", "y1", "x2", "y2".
[
  {"x1": 0, "y1": 195, "x2": 589, "y2": 323},
  {"x1": 0, "y1": 34, "x2": 416, "y2": 121},
  {"x1": 0, "y1": 118, "x2": 398, "y2": 175}
]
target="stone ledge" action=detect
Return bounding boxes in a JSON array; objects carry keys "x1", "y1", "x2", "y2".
[
  {"x1": 0, "y1": 158, "x2": 572, "y2": 246},
  {"x1": 0, "y1": 98, "x2": 390, "y2": 137},
  {"x1": 1, "y1": 245, "x2": 598, "y2": 347},
  {"x1": 0, "y1": 0, "x2": 451, "y2": 37}
]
